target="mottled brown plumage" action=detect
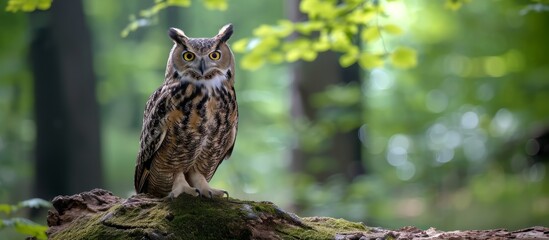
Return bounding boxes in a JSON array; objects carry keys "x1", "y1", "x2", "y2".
[{"x1": 134, "y1": 24, "x2": 237, "y2": 198}]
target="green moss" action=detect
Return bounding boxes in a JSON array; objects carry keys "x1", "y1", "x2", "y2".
[
  {"x1": 50, "y1": 212, "x2": 131, "y2": 240},
  {"x1": 48, "y1": 194, "x2": 370, "y2": 240},
  {"x1": 305, "y1": 217, "x2": 368, "y2": 231},
  {"x1": 106, "y1": 202, "x2": 171, "y2": 231},
  {"x1": 277, "y1": 217, "x2": 369, "y2": 240},
  {"x1": 167, "y1": 195, "x2": 252, "y2": 239},
  {"x1": 250, "y1": 201, "x2": 277, "y2": 215},
  {"x1": 50, "y1": 199, "x2": 173, "y2": 240}
]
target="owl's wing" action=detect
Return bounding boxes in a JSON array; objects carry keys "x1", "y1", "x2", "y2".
[
  {"x1": 223, "y1": 122, "x2": 238, "y2": 160},
  {"x1": 134, "y1": 86, "x2": 170, "y2": 193},
  {"x1": 206, "y1": 112, "x2": 238, "y2": 182}
]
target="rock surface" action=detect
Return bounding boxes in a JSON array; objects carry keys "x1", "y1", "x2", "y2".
[{"x1": 46, "y1": 189, "x2": 549, "y2": 239}]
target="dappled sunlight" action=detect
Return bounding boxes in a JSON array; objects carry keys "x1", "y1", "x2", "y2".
[{"x1": 353, "y1": 0, "x2": 549, "y2": 229}]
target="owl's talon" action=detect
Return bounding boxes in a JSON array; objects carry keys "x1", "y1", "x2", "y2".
[
  {"x1": 185, "y1": 187, "x2": 200, "y2": 197},
  {"x1": 188, "y1": 170, "x2": 229, "y2": 198},
  {"x1": 197, "y1": 190, "x2": 213, "y2": 199},
  {"x1": 164, "y1": 192, "x2": 176, "y2": 202},
  {"x1": 193, "y1": 187, "x2": 227, "y2": 199}
]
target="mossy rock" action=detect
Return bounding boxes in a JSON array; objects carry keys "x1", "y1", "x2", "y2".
[{"x1": 46, "y1": 189, "x2": 369, "y2": 240}]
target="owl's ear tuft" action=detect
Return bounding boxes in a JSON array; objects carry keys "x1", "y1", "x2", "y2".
[
  {"x1": 216, "y1": 24, "x2": 233, "y2": 43},
  {"x1": 168, "y1": 28, "x2": 188, "y2": 45}
]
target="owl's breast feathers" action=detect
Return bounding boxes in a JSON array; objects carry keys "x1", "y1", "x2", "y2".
[{"x1": 135, "y1": 79, "x2": 238, "y2": 195}]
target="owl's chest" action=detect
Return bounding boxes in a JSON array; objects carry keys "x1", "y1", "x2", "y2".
[{"x1": 168, "y1": 84, "x2": 237, "y2": 144}]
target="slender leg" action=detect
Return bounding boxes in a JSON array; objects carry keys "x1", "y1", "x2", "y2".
[
  {"x1": 188, "y1": 170, "x2": 228, "y2": 198},
  {"x1": 168, "y1": 171, "x2": 199, "y2": 199}
]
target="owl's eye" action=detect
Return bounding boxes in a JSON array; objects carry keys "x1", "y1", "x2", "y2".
[
  {"x1": 182, "y1": 52, "x2": 195, "y2": 61},
  {"x1": 209, "y1": 51, "x2": 221, "y2": 60}
]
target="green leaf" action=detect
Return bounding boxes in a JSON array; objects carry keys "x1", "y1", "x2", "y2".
[
  {"x1": 12, "y1": 218, "x2": 48, "y2": 240},
  {"x1": 120, "y1": 20, "x2": 142, "y2": 38},
  {"x1": 6, "y1": 0, "x2": 52, "y2": 12},
  {"x1": 383, "y1": 24, "x2": 403, "y2": 35},
  {"x1": 18, "y1": 198, "x2": 51, "y2": 209},
  {"x1": 241, "y1": 54, "x2": 265, "y2": 70},
  {"x1": 339, "y1": 50, "x2": 359, "y2": 67},
  {"x1": 202, "y1": 0, "x2": 228, "y2": 10},
  {"x1": 359, "y1": 52, "x2": 384, "y2": 69},
  {"x1": 285, "y1": 48, "x2": 303, "y2": 62},
  {"x1": 300, "y1": 0, "x2": 337, "y2": 19},
  {"x1": 267, "y1": 53, "x2": 285, "y2": 63},
  {"x1": 346, "y1": 9, "x2": 376, "y2": 24},
  {"x1": 390, "y1": 47, "x2": 418, "y2": 69},
  {"x1": 273, "y1": 20, "x2": 294, "y2": 38},
  {"x1": 253, "y1": 25, "x2": 275, "y2": 37},
  {"x1": 343, "y1": 24, "x2": 359, "y2": 35},
  {"x1": 312, "y1": 39, "x2": 330, "y2": 52},
  {"x1": 330, "y1": 29, "x2": 353, "y2": 52},
  {"x1": 254, "y1": 37, "x2": 280, "y2": 53},
  {"x1": 283, "y1": 39, "x2": 311, "y2": 62},
  {"x1": 295, "y1": 21, "x2": 325, "y2": 35},
  {"x1": 302, "y1": 50, "x2": 318, "y2": 62},
  {"x1": 361, "y1": 27, "x2": 380, "y2": 42},
  {"x1": 120, "y1": 0, "x2": 194, "y2": 37},
  {"x1": 166, "y1": 0, "x2": 191, "y2": 7},
  {"x1": 0, "y1": 198, "x2": 51, "y2": 218},
  {"x1": 445, "y1": 0, "x2": 469, "y2": 10},
  {"x1": 0, "y1": 204, "x2": 14, "y2": 215},
  {"x1": 36, "y1": 0, "x2": 51, "y2": 10},
  {"x1": 232, "y1": 38, "x2": 249, "y2": 53}
]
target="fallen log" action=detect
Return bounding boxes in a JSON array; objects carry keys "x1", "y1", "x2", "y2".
[{"x1": 46, "y1": 189, "x2": 549, "y2": 239}]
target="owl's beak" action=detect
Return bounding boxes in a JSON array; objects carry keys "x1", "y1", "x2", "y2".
[{"x1": 199, "y1": 59, "x2": 206, "y2": 75}]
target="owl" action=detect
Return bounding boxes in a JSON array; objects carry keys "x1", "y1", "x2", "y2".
[{"x1": 134, "y1": 24, "x2": 237, "y2": 199}]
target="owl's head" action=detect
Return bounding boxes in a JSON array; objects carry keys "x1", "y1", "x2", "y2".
[{"x1": 167, "y1": 24, "x2": 234, "y2": 85}]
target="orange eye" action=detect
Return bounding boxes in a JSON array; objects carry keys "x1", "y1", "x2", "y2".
[
  {"x1": 209, "y1": 51, "x2": 221, "y2": 60},
  {"x1": 182, "y1": 52, "x2": 195, "y2": 61}
]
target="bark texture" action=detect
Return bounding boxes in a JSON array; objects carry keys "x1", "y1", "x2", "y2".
[
  {"x1": 30, "y1": 0, "x2": 102, "y2": 202},
  {"x1": 46, "y1": 189, "x2": 549, "y2": 240}
]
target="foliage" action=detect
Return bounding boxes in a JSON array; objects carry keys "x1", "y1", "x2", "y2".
[
  {"x1": 233, "y1": 0, "x2": 418, "y2": 70},
  {"x1": 294, "y1": 0, "x2": 549, "y2": 229},
  {"x1": 444, "y1": 0, "x2": 471, "y2": 11},
  {"x1": 0, "y1": 0, "x2": 35, "y2": 210},
  {"x1": 119, "y1": 0, "x2": 548, "y2": 70},
  {"x1": 121, "y1": 0, "x2": 228, "y2": 37},
  {"x1": 5, "y1": 0, "x2": 51, "y2": 12},
  {"x1": 0, "y1": 198, "x2": 51, "y2": 239},
  {"x1": 121, "y1": 0, "x2": 417, "y2": 70}
]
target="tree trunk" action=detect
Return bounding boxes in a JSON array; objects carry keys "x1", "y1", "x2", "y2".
[
  {"x1": 30, "y1": 0, "x2": 102, "y2": 202},
  {"x1": 286, "y1": 0, "x2": 364, "y2": 182}
]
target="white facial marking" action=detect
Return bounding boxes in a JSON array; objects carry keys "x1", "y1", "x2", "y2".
[
  {"x1": 196, "y1": 74, "x2": 226, "y2": 89},
  {"x1": 177, "y1": 69, "x2": 228, "y2": 90}
]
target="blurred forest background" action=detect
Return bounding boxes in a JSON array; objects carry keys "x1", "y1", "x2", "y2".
[{"x1": 1, "y1": 0, "x2": 548, "y2": 238}]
